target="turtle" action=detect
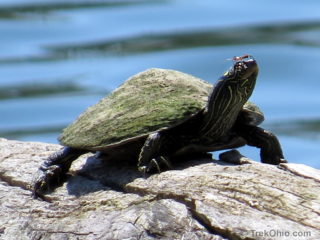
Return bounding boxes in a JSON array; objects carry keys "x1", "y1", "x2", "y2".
[{"x1": 33, "y1": 55, "x2": 286, "y2": 198}]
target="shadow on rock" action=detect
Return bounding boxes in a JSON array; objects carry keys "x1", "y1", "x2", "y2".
[{"x1": 65, "y1": 152, "x2": 232, "y2": 197}]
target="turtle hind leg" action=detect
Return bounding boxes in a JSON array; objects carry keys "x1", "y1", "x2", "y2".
[
  {"x1": 235, "y1": 124, "x2": 287, "y2": 165},
  {"x1": 32, "y1": 147, "x2": 88, "y2": 199}
]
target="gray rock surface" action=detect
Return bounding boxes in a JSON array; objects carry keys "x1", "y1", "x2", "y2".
[{"x1": 0, "y1": 138, "x2": 319, "y2": 240}]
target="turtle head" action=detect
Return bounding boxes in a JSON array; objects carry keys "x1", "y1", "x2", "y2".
[
  {"x1": 222, "y1": 54, "x2": 259, "y2": 100},
  {"x1": 225, "y1": 55, "x2": 258, "y2": 83}
]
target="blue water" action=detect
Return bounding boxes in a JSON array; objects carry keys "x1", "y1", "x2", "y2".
[{"x1": 0, "y1": 0, "x2": 319, "y2": 168}]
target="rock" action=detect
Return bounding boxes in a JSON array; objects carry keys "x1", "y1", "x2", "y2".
[{"x1": 0, "y1": 138, "x2": 320, "y2": 240}]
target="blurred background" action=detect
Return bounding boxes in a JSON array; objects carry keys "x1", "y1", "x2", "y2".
[{"x1": 0, "y1": 0, "x2": 319, "y2": 168}]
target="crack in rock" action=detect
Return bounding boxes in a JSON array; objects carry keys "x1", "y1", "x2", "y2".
[{"x1": 0, "y1": 171, "x2": 30, "y2": 191}]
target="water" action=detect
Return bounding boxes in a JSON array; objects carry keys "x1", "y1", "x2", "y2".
[{"x1": 1, "y1": 0, "x2": 319, "y2": 168}]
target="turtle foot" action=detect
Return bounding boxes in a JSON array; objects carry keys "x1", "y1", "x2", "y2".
[
  {"x1": 261, "y1": 152, "x2": 287, "y2": 165},
  {"x1": 219, "y1": 150, "x2": 252, "y2": 165},
  {"x1": 138, "y1": 156, "x2": 173, "y2": 175},
  {"x1": 32, "y1": 165, "x2": 64, "y2": 199}
]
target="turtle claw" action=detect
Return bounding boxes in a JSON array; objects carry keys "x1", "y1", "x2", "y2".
[
  {"x1": 32, "y1": 165, "x2": 63, "y2": 199},
  {"x1": 138, "y1": 166, "x2": 147, "y2": 176},
  {"x1": 279, "y1": 158, "x2": 288, "y2": 164}
]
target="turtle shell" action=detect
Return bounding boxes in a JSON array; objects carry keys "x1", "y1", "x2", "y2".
[
  {"x1": 59, "y1": 68, "x2": 264, "y2": 151},
  {"x1": 59, "y1": 68, "x2": 212, "y2": 150}
]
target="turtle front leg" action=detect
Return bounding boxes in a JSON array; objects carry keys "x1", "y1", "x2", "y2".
[
  {"x1": 236, "y1": 124, "x2": 287, "y2": 165},
  {"x1": 137, "y1": 132, "x2": 173, "y2": 173},
  {"x1": 32, "y1": 147, "x2": 88, "y2": 199}
]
